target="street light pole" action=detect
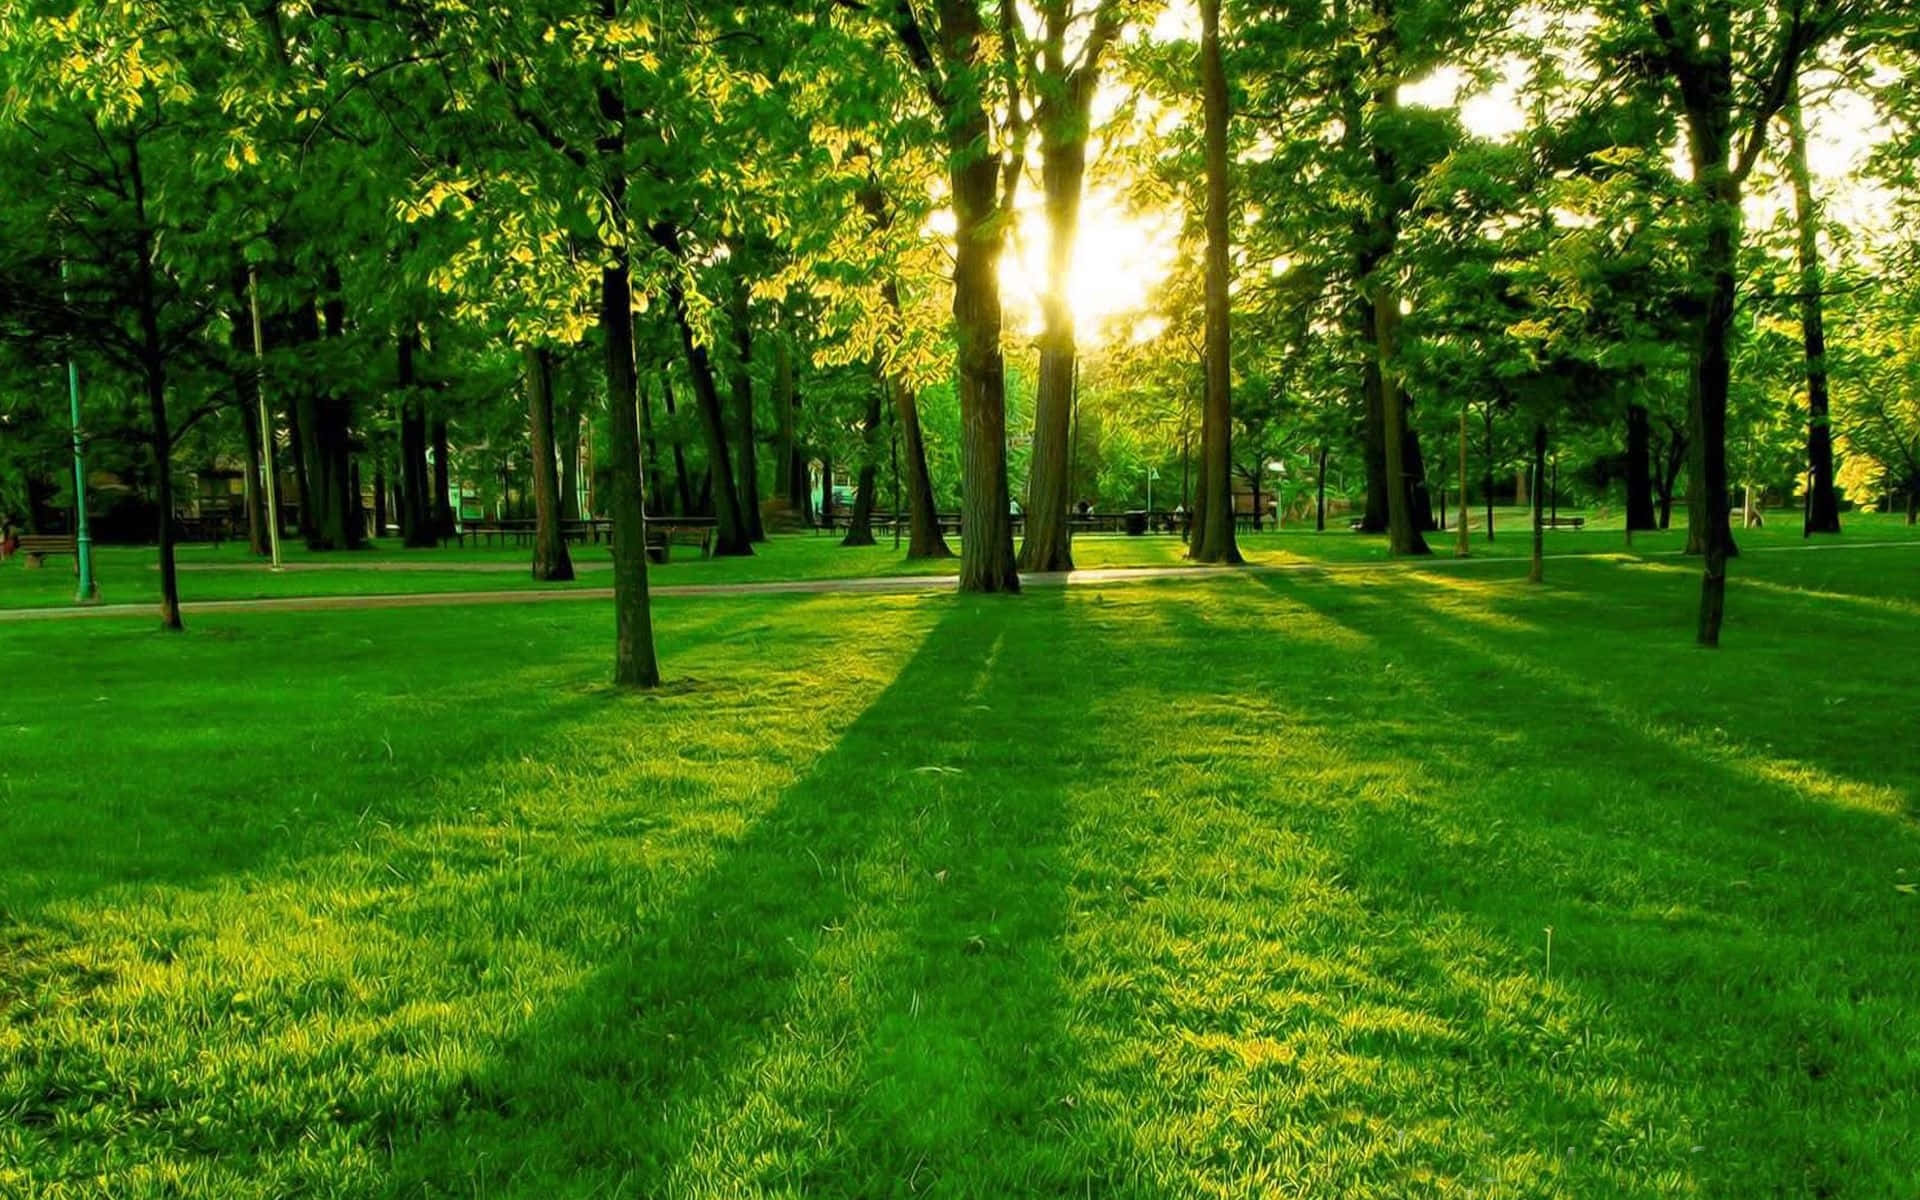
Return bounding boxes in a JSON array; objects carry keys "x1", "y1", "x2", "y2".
[
  {"x1": 67, "y1": 350, "x2": 98, "y2": 602},
  {"x1": 60, "y1": 257, "x2": 97, "y2": 603},
  {"x1": 248, "y1": 268, "x2": 284, "y2": 570}
]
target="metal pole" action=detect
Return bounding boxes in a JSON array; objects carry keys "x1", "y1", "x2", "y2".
[
  {"x1": 60, "y1": 257, "x2": 97, "y2": 602},
  {"x1": 67, "y1": 352, "x2": 98, "y2": 602},
  {"x1": 248, "y1": 268, "x2": 284, "y2": 570}
]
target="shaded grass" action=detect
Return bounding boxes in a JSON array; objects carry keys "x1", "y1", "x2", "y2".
[{"x1": 2, "y1": 547, "x2": 1918, "y2": 1197}]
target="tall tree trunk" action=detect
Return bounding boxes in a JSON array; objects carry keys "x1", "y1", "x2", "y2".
[
  {"x1": 1315, "y1": 442, "x2": 1327, "y2": 532},
  {"x1": 727, "y1": 269, "x2": 767, "y2": 541},
  {"x1": 820, "y1": 455, "x2": 834, "y2": 525},
  {"x1": 652, "y1": 223, "x2": 751, "y2": 555},
  {"x1": 1787, "y1": 84, "x2": 1841, "y2": 535},
  {"x1": 127, "y1": 134, "x2": 180, "y2": 630},
  {"x1": 525, "y1": 345, "x2": 575, "y2": 582},
  {"x1": 1189, "y1": 0, "x2": 1243, "y2": 565},
  {"x1": 1689, "y1": 165, "x2": 1739, "y2": 644},
  {"x1": 598, "y1": 55, "x2": 659, "y2": 687},
  {"x1": 398, "y1": 328, "x2": 435, "y2": 547},
  {"x1": 431, "y1": 416, "x2": 453, "y2": 540},
  {"x1": 1021, "y1": 41, "x2": 1113, "y2": 572},
  {"x1": 893, "y1": 0, "x2": 1020, "y2": 590},
  {"x1": 843, "y1": 381, "x2": 884, "y2": 547},
  {"x1": 660, "y1": 374, "x2": 695, "y2": 517},
  {"x1": 892, "y1": 374, "x2": 952, "y2": 558},
  {"x1": 1528, "y1": 420, "x2": 1547, "y2": 583},
  {"x1": 1625, "y1": 403, "x2": 1658, "y2": 530}
]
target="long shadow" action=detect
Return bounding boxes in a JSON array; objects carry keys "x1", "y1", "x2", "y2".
[
  {"x1": 0, "y1": 601, "x2": 739, "y2": 920},
  {"x1": 375, "y1": 589, "x2": 1150, "y2": 1198},
  {"x1": 1247, "y1": 568, "x2": 1920, "y2": 1195}
]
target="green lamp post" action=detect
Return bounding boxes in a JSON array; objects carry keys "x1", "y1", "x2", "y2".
[
  {"x1": 68, "y1": 356, "x2": 97, "y2": 601},
  {"x1": 61, "y1": 252, "x2": 98, "y2": 603}
]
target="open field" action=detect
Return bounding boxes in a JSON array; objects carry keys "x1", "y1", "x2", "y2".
[{"x1": 4, "y1": 542, "x2": 1918, "y2": 1197}]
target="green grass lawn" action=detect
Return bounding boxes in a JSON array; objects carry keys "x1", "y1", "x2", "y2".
[
  {"x1": 6, "y1": 509, "x2": 1918, "y2": 611},
  {"x1": 3, "y1": 544, "x2": 1919, "y2": 1196}
]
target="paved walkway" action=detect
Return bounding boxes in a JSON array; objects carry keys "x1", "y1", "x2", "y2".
[{"x1": 4, "y1": 539, "x2": 1915, "y2": 623}]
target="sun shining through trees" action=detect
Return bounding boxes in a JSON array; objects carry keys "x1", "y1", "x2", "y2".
[
  {"x1": 1002, "y1": 182, "x2": 1183, "y2": 347},
  {"x1": 5, "y1": 0, "x2": 1920, "y2": 1194}
]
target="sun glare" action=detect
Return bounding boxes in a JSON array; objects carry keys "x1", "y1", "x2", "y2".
[{"x1": 1000, "y1": 184, "x2": 1181, "y2": 348}]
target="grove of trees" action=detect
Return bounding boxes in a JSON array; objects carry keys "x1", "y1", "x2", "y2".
[{"x1": 4, "y1": 0, "x2": 1918, "y2": 680}]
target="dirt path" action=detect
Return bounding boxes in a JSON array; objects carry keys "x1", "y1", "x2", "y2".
[{"x1": 5, "y1": 539, "x2": 1915, "y2": 624}]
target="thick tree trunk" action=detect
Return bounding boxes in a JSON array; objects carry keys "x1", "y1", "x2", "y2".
[
  {"x1": 819, "y1": 455, "x2": 834, "y2": 525},
  {"x1": 525, "y1": 345, "x2": 575, "y2": 582},
  {"x1": 1189, "y1": 0, "x2": 1243, "y2": 565},
  {"x1": 1625, "y1": 403, "x2": 1658, "y2": 530},
  {"x1": 652, "y1": 224, "x2": 751, "y2": 556},
  {"x1": 1787, "y1": 86, "x2": 1841, "y2": 536},
  {"x1": 1019, "y1": 129, "x2": 1091, "y2": 573},
  {"x1": 1528, "y1": 421, "x2": 1547, "y2": 584},
  {"x1": 948, "y1": 168, "x2": 1019, "y2": 587},
  {"x1": 306, "y1": 290, "x2": 362, "y2": 550},
  {"x1": 843, "y1": 381, "x2": 883, "y2": 547}
]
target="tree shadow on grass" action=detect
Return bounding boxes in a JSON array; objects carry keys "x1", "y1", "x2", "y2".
[
  {"x1": 0, "y1": 603, "x2": 746, "y2": 922},
  {"x1": 1246, "y1": 568, "x2": 1920, "y2": 1197},
  {"x1": 377, "y1": 588, "x2": 1152, "y2": 1198}
]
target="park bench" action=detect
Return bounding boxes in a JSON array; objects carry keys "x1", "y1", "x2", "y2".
[
  {"x1": 1540, "y1": 515, "x2": 1586, "y2": 529},
  {"x1": 12, "y1": 533, "x2": 79, "y2": 567},
  {"x1": 644, "y1": 524, "x2": 715, "y2": 563}
]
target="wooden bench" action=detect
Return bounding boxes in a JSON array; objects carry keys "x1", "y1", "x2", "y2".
[
  {"x1": 644, "y1": 525, "x2": 715, "y2": 564},
  {"x1": 12, "y1": 533, "x2": 78, "y2": 568},
  {"x1": 1540, "y1": 516, "x2": 1586, "y2": 529}
]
